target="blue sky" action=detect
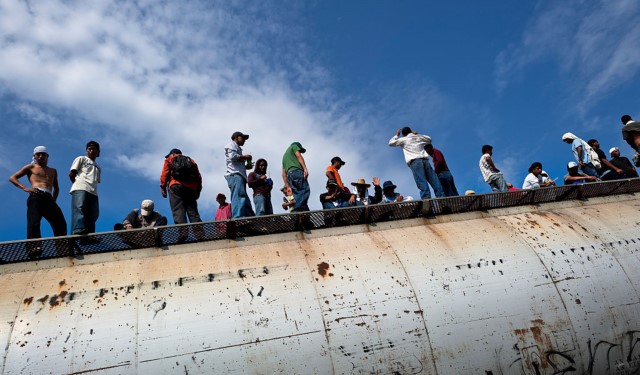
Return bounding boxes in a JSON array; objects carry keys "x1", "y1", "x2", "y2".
[{"x1": 1, "y1": 0, "x2": 639, "y2": 241}]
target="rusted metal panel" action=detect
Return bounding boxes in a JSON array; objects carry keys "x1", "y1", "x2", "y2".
[{"x1": 0, "y1": 195, "x2": 638, "y2": 374}]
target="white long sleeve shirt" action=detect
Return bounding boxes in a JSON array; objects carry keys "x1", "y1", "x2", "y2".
[{"x1": 388, "y1": 133, "x2": 432, "y2": 165}]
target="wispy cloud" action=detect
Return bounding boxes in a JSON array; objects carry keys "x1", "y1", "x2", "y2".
[
  {"x1": 0, "y1": 0, "x2": 383, "y2": 205},
  {"x1": 494, "y1": 0, "x2": 640, "y2": 110}
]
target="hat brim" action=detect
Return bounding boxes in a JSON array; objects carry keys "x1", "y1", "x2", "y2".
[
  {"x1": 140, "y1": 209, "x2": 152, "y2": 216},
  {"x1": 383, "y1": 185, "x2": 397, "y2": 190},
  {"x1": 351, "y1": 183, "x2": 371, "y2": 187}
]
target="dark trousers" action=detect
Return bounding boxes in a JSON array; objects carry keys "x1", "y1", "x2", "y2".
[
  {"x1": 168, "y1": 184, "x2": 202, "y2": 224},
  {"x1": 27, "y1": 191, "x2": 67, "y2": 239}
]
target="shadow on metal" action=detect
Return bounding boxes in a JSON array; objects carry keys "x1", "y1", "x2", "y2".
[{"x1": 2, "y1": 179, "x2": 639, "y2": 264}]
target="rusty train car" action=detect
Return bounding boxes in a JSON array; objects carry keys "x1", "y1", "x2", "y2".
[{"x1": 0, "y1": 181, "x2": 639, "y2": 374}]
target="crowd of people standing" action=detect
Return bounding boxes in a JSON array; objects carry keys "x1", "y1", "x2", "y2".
[{"x1": 8, "y1": 114, "x2": 640, "y2": 252}]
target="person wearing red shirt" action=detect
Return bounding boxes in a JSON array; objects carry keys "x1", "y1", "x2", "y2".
[{"x1": 424, "y1": 144, "x2": 459, "y2": 196}]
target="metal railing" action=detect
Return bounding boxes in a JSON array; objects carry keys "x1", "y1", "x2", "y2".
[{"x1": 1, "y1": 179, "x2": 639, "y2": 264}]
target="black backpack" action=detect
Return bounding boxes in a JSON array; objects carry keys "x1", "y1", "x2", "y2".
[{"x1": 171, "y1": 155, "x2": 197, "y2": 181}]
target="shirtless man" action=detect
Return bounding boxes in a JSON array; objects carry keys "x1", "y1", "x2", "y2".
[{"x1": 9, "y1": 146, "x2": 67, "y2": 250}]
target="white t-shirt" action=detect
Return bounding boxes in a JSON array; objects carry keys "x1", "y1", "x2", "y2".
[
  {"x1": 69, "y1": 156, "x2": 101, "y2": 195},
  {"x1": 522, "y1": 171, "x2": 549, "y2": 189}
]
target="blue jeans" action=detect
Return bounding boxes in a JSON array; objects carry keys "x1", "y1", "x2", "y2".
[
  {"x1": 487, "y1": 173, "x2": 508, "y2": 192},
  {"x1": 581, "y1": 163, "x2": 598, "y2": 177},
  {"x1": 253, "y1": 194, "x2": 273, "y2": 216},
  {"x1": 438, "y1": 170, "x2": 459, "y2": 197},
  {"x1": 409, "y1": 158, "x2": 445, "y2": 199},
  {"x1": 71, "y1": 190, "x2": 99, "y2": 234},
  {"x1": 226, "y1": 174, "x2": 255, "y2": 218},
  {"x1": 287, "y1": 169, "x2": 310, "y2": 212}
]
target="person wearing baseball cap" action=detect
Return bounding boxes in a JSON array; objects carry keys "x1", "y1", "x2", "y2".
[
  {"x1": 319, "y1": 179, "x2": 355, "y2": 209},
  {"x1": 564, "y1": 161, "x2": 598, "y2": 185},
  {"x1": 225, "y1": 131, "x2": 255, "y2": 218},
  {"x1": 9, "y1": 146, "x2": 67, "y2": 256},
  {"x1": 115, "y1": 199, "x2": 167, "y2": 230},
  {"x1": 586, "y1": 139, "x2": 624, "y2": 180},
  {"x1": 609, "y1": 147, "x2": 639, "y2": 178},
  {"x1": 281, "y1": 142, "x2": 310, "y2": 212},
  {"x1": 326, "y1": 156, "x2": 347, "y2": 191}
]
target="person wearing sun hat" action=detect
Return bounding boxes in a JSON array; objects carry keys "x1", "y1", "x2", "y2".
[{"x1": 351, "y1": 177, "x2": 382, "y2": 206}]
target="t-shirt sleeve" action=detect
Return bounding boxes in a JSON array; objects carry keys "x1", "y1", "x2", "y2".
[{"x1": 70, "y1": 156, "x2": 83, "y2": 172}]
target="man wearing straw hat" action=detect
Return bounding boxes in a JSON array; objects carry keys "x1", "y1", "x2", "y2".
[{"x1": 351, "y1": 177, "x2": 382, "y2": 206}]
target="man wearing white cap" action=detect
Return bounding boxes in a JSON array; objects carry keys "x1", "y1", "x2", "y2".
[
  {"x1": 609, "y1": 147, "x2": 639, "y2": 178},
  {"x1": 115, "y1": 199, "x2": 167, "y2": 230},
  {"x1": 561, "y1": 133, "x2": 599, "y2": 177},
  {"x1": 9, "y1": 146, "x2": 67, "y2": 244},
  {"x1": 564, "y1": 162, "x2": 598, "y2": 185}
]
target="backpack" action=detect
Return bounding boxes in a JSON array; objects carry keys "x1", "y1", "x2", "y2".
[
  {"x1": 171, "y1": 155, "x2": 197, "y2": 181},
  {"x1": 583, "y1": 142, "x2": 602, "y2": 169}
]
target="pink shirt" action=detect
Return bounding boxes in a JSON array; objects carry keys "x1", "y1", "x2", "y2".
[{"x1": 215, "y1": 203, "x2": 232, "y2": 220}]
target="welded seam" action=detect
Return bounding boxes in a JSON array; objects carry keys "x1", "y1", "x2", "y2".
[
  {"x1": 1, "y1": 269, "x2": 40, "y2": 373},
  {"x1": 371, "y1": 231, "x2": 440, "y2": 375}
]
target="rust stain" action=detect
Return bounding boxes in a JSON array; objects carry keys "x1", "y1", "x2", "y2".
[
  {"x1": 575, "y1": 299, "x2": 581, "y2": 304},
  {"x1": 317, "y1": 262, "x2": 333, "y2": 278},
  {"x1": 93, "y1": 279, "x2": 99, "y2": 284},
  {"x1": 59, "y1": 279, "x2": 66, "y2": 287},
  {"x1": 37, "y1": 295, "x2": 49, "y2": 304},
  {"x1": 23, "y1": 297, "x2": 33, "y2": 306}
]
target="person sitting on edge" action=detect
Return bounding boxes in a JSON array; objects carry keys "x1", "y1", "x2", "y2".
[
  {"x1": 479, "y1": 145, "x2": 509, "y2": 192},
  {"x1": 561, "y1": 133, "x2": 599, "y2": 177},
  {"x1": 247, "y1": 159, "x2": 273, "y2": 216},
  {"x1": 522, "y1": 162, "x2": 556, "y2": 189},
  {"x1": 114, "y1": 199, "x2": 167, "y2": 230},
  {"x1": 281, "y1": 186, "x2": 295, "y2": 212},
  {"x1": 381, "y1": 181, "x2": 413, "y2": 203},
  {"x1": 351, "y1": 177, "x2": 382, "y2": 206},
  {"x1": 424, "y1": 143, "x2": 459, "y2": 196},
  {"x1": 326, "y1": 156, "x2": 348, "y2": 192},
  {"x1": 587, "y1": 139, "x2": 624, "y2": 180},
  {"x1": 319, "y1": 179, "x2": 355, "y2": 209},
  {"x1": 564, "y1": 162, "x2": 598, "y2": 185},
  {"x1": 214, "y1": 193, "x2": 232, "y2": 221},
  {"x1": 621, "y1": 115, "x2": 640, "y2": 166},
  {"x1": 609, "y1": 147, "x2": 639, "y2": 178},
  {"x1": 388, "y1": 127, "x2": 444, "y2": 199}
]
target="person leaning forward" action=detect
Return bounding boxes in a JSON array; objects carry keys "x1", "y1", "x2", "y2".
[
  {"x1": 10, "y1": 146, "x2": 68, "y2": 257},
  {"x1": 389, "y1": 127, "x2": 444, "y2": 199},
  {"x1": 281, "y1": 142, "x2": 310, "y2": 212},
  {"x1": 160, "y1": 149, "x2": 203, "y2": 240}
]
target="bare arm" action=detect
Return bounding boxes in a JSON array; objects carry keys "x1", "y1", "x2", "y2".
[
  {"x1": 295, "y1": 151, "x2": 308, "y2": 179},
  {"x1": 326, "y1": 170, "x2": 335, "y2": 180},
  {"x1": 601, "y1": 158, "x2": 624, "y2": 174},
  {"x1": 69, "y1": 169, "x2": 77, "y2": 184},
  {"x1": 576, "y1": 146, "x2": 585, "y2": 166},
  {"x1": 282, "y1": 168, "x2": 289, "y2": 189},
  {"x1": 9, "y1": 165, "x2": 36, "y2": 193},
  {"x1": 52, "y1": 168, "x2": 59, "y2": 201}
]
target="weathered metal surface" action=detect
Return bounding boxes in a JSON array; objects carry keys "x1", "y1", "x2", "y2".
[{"x1": 0, "y1": 194, "x2": 639, "y2": 374}]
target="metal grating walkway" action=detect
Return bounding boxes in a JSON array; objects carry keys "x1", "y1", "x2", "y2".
[{"x1": 1, "y1": 178, "x2": 639, "y2": 264}]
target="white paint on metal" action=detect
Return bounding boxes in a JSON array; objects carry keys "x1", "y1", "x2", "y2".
[{"x1": 0, "y1": 194, "x2": 639, "y2": 374}]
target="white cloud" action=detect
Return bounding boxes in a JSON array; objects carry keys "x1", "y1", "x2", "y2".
[
  {"x1": 494, "y1": 0, "x2": 640, "y2": 109},
  {"x1": 0, "y1": 0, "x2": 394, "y2": 209}
]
